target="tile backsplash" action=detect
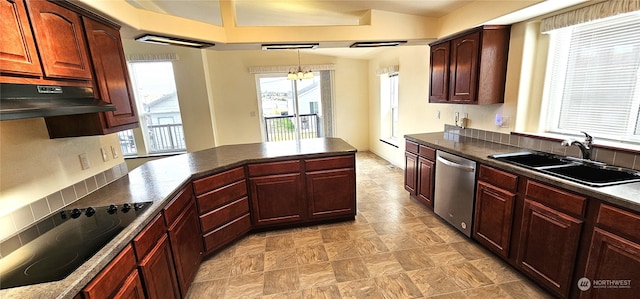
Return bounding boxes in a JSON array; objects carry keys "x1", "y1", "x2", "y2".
[
  {"x1": 444, "y1": 124, "x2": 640, "y2": 171},
  {"x1": 0, "y1": 162, "x2": 128, "y2": 250}
]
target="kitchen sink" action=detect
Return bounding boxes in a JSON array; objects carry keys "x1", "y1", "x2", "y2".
[{"x1": 489, "y1": 151, "x2": 640, "y2": 187}]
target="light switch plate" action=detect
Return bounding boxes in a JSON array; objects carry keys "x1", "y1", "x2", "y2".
[
  {"x1": 79, "y1": 153, "x2": 90, "y2": 170},
  {"x1": 100, "y1": 148, "x2": 109, "y2": 162},
  {"x1": 111, "y1": 146, "x2": 119, "y2": 159}
]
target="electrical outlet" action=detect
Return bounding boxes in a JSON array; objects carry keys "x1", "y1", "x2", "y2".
[
  {"x1": 79, "y1": 153, "x2": 90, "y2": 170},
  {"x1": 436, "y1": 110, "x2": 441, "y2": 119},
  {"x1": 100, "y1": 148, "x2": 109, "y2": 162},
  {"x1": 111, "y1": 146, "x2": 119, "y2": 159}
]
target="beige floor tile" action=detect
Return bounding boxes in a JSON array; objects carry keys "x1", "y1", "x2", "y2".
[
  {"x1": 320, "y1": 227, "x2": 351, "y2": 243},
  {"x1": 337, "y1": 279, "x2": 384, "y2": 299},
  {"x1": 408, "y1": 268, "x2": 463, "y2": 297},
  {"x1": 194, "y1": 257, "x2": 232, "y2": 282},
  {"x1": 352, "y1": 236, "x2": 390, "y2": 256},
  {"x1": 417, "y1": 215, "x2": 448, "y2": 229},
  {"x1": 469, "y1": 257, "x2": 521, "y2": 284},
  {"x1": 430, "y1": 226, "x2": 467, "y2": 243},
  {"x1": 301, "y1": 285, "x2": 341, "y2": 298},
  {"x1": 264, "y1": 249, "x2": 298, "y2": 271},
  {"x1": 362, "y1": 252, "x2": 405, "y2": 277},
  {"x1": 332, "y1": 257, "x2": 371, "y2": 282},
  {"x1": 393, "y1": 248, "x2": 435, "y2": 271},
  {"x1": 426, "y1": 291, "x2": 469, "y2": 299},
  {"x1": 463, "y1": 284, "x2": 511, "y2": 298},
  {"x1": 298, "y1": 262, "x2": 337, "y2": 290},
  {"x1": 450, "y1": 241, "x2": 491, "y2": 261},
  {"x1": 374, "y1": 273, "x2": 423, "y2": 298},
  {"x1": 234, "y1": 237, "x2": 267, "y2": 256},
  {"x1": 499, "y1": 280, "x2": 554, "y2": 299},
  {"x1": 408, "y1": 228, "x2": 446, "y2": 246},
  {"x1": 261, "y1": 290, "x2": 302, "y2": 299},
  {"x1": 324, "y1": 240, "x2": 361, "y2": 261},
  {"x1": 225, "y1": 272, "x2": 264, "y2": 299},
  {"x1": 296, "y1": 244, "x2": 330, "y2": 265},
  {"x1": 424, "y1": 244, "x2": 467, "y2": 267},
  {"x1": 380, "y1": 233, "x2": 422, "y2": 251},
  {"x1": 186, "y1": 278, "x2": 228, "y2": 299},
  {"x1": 265, "y1": 234, "x2": 295, "y2": 252},
  {"x1": 230, "y1": 253, "x2": 264, "y2": 276},
  {"x1": 441, "y1": 262, "x2": 494, "y2": 290},
  {"x1": 293, "y1": 230, "x2": 324, "y2": 248},
  {"x1": 344, "y1": 223, "x2": 378, "y2": 239},
  {"x1": 263, "y1": 267, "x2": 300, "y2": 295}
]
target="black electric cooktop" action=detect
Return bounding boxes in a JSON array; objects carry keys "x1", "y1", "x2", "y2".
[{"x1": 0, "y1": 202, "x2": 151, "y2": 290}]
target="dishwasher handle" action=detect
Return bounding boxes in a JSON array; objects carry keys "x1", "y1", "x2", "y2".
[{"x1": 437, "y1": 155, "x2": 476, "y2": 172}]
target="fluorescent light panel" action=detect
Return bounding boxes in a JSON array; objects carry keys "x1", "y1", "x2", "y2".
[
  {"x1": 262, "y1": 43, "x2": 319, "y2": 50},
  {"x1": 135, "y1": 34, "x2": 215, "y2": 48},
  {"x1": 350, "y1": 41, "x2": 407, "y2": 48}
]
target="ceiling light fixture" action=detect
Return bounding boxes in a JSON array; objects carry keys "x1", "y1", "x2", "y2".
[
  {"x1": 262, "y1": 43, "x2": 319, "y2": 50},
  {"x1": 350, "y1": 41, "x2": 407, "y2": 48},
  {"x1": 135, "y1": 34, "x2": 215, "y2": 48},
  {"x1": 288, "y1": 50, "x2": 313, "y2": 81}
]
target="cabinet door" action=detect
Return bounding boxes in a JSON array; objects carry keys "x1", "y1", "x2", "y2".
[
  {"x1": 113, "y1": 270, "x2": 145, "y2": 299},
  {"x1": 429, "y1": 42, "x2": 450, "y2": 102},
  {"x1": 517, "y1": 199, "x2": 583, "y2": 298},
  {"x1": 25, "y1": 0, "x2": 92, "y2": 80},
  {"x1": 139, "y1": 234, "x2": 181, "y2": 299},
  {"x1": 306, "y1": 168, "x2": 356, "y2": 220},
  {"x1": 83, "y1": 245, "x2": 138, "y2": 299},
  {"x1": 404, "y1": 152, "x2": 418, "y2": 195},
  {"x1": 416, "y1": 157, "x2": 434, "y2": 208},
  {"x1": 449, "y1": 31, "x2": 479, "y2": 103},
  {"x1": 473, "y1": 181, "x2": 515, "y2": 258},
  {"x1": 168, "y1": 201, "x2": 203, "y2": 297},
  {"x1": 82, "y1": 17, "x2": 138, "y2": 128},
  {"x1": 250, "y1": 173, "x2": 304, "y2": 226},
  {"x1": 581, "y1": 228, "x2": 640, "y2": 299},
  {"x1": 0, "y1": 0, "x2": 42, "y2": 77}
]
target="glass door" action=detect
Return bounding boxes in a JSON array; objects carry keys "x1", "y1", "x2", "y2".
[{"x1": 257, "y1": 73, "x2": 325, "y2": 142}]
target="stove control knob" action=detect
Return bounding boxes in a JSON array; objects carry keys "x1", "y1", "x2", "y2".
[
  {"x1": 71, "y1": 208, "x2": 82, "y2": 219},
  {"x1": 85, "y1": 207, "x2": 96, "y2": 217},
  {"x1": 133, "y1": 203, "x2": 144, "y2": 211},
  {"x1": 107, "y1": 204, "x2": 118, "y2": 214},
  {"x1": 122, "y1": 203, "x2": 132, "y2": 213},
  {"x1": 60, "y1": 211, "x2": 67, "y2": 219}
]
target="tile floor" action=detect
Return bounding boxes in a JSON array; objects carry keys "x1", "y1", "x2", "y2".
[{"x1": 186, "y1": 152, "x2": 553, "y2": 298}]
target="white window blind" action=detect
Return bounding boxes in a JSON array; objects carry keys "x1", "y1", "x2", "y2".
[{"x1": 545, "y1": 12, "x2": 640, "y2": 142}]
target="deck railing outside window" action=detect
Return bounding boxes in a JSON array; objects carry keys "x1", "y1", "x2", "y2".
[
  {"x1": 264, "y1": 114, "x2": 320, "y2": 141},
  {"x1": 147, "y1": 123, "x2": 186, "y2": 152}
]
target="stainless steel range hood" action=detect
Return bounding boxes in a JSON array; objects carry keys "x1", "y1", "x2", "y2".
[{"x1": 0, "y1": 83, "x2": 116, "y2": 121}]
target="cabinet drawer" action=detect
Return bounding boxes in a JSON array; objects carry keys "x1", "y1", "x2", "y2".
[
  {"x1": 164, "y1": 187, "x2": 194, "y2": 226},
  {"x1": 132, "y1": 214, "x2": 167, "y2": 260},
  {"x1": 524, "y1": 180, "x2": 586, "y2": 218},
  {"x1": 479, "y1": 165, "x2": 518, "y2": 192},
  {"x1": 305, "y1": 155, "x2": 354, "y2": 172},
  {"x1": 196, "y1": 180, "x2": 247, "y2": 214},
  {"x1": 596, "y1": 204, "x2": 640, "y2": 243},
  {"x1": 418, "y1": 145, "x2": 436, "y2": 160},
  {"x1": 193, "y1": 167, "x2": 245, "y2": 196},
  {"x1": 248, "y1": 160, "x2": 300, "y2": 176},
  {"x1": 83, "y1": 244, "x2": 137, "y2": 299},
  {"x1": 405, "y1": 140, "x2": 419, "y2": 154},
  {"x1": 200, "y1": 197, "x2": 250, "y2": 233},
  {"x1": 203, "y1": 213, "x2": 251, "y2": 253}
]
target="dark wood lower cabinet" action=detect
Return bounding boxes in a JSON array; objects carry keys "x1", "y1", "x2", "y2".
[
  {"x1": 250, "y1": 173, "x2": 304, "y2": 226},
  {"x1": 113, "y1": 270, "x2": 145, "y2": 299},
  {"x1": 83, "y1": 245, "x2": 142, "y2": 299},
  {"x1": 306, "y1": 168, "x2": 355, "y2": 220},
  {"x1": 138, "y1": 235, "x2": 180, "y2": 299},
  {"x1": 473, "y1": 181, "x2": 515, "y2": 258},
  {"x1": 167, "y1": 201, "x2": 203, "y2": 297},
  {"x1": 416, "y1": 157, "x2": 434, "y2": 207},
  {"x1": 404, "y1": 152, "x2": 418, "y2": 195},
  {"x1": 517, "y1": 199, "x2": 583, "y2": 298}
]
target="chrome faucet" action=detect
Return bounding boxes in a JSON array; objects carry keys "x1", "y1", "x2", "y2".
[{"x1": 561, "y1": 131, "x2": 593, "y2": 160}]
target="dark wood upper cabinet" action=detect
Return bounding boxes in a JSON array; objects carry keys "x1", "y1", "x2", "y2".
[
  {"x1": 429, "y1": 25, "x2": 510, "y2": 104},
  {"x1": 82, "y1": 16, "x2": 138, "y2": 128},
  {"x1": 0, "y1": 0, "x2": 42, "y2": 77},
  {"x1": 24, "y1": 0, "x2": 92, "y2": 80}
]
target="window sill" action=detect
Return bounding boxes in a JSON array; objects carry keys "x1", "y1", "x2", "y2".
[{"x1": 123, "y1": 151, "x2": 185, "y2": 160}]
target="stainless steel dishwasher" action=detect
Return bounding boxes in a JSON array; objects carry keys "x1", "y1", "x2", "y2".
[{"x1": 434, "y1": 150, "x2": 477, "y2": 237}]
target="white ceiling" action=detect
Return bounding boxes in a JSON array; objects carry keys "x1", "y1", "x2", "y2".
[{"x1": 125, "y1": 0, "x2": 474, "y2": 27}]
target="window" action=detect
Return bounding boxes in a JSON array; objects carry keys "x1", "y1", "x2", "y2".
[
  {"x1": 543, "y1": 12, "x2": 640, "y2": 143},
  {"x1": 117, "y1": 61, "x2": 186, "y2": 156},
  {"x1": 256, "y1": 71, "x2": 334, "y2": 142},
  {"x1": 380, "y1": 72, "x2": 399, "y2": 141}
]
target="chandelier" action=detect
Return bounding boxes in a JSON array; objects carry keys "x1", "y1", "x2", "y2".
[{"x1": 288, "y1": 50, "x2": 313, "y2": 80}]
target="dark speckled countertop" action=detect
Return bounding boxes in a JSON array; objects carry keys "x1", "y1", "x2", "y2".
[
  {"x1": 1, "y1": 138, "x2": 356, "y2": 299},
  {"x1": 405, "y1": 132, "x2": 640, "y2": 213}
]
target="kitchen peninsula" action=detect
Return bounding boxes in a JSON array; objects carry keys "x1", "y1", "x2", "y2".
[{"x1": 0, "y1": 137, "x2": 356, "y2": 298}]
